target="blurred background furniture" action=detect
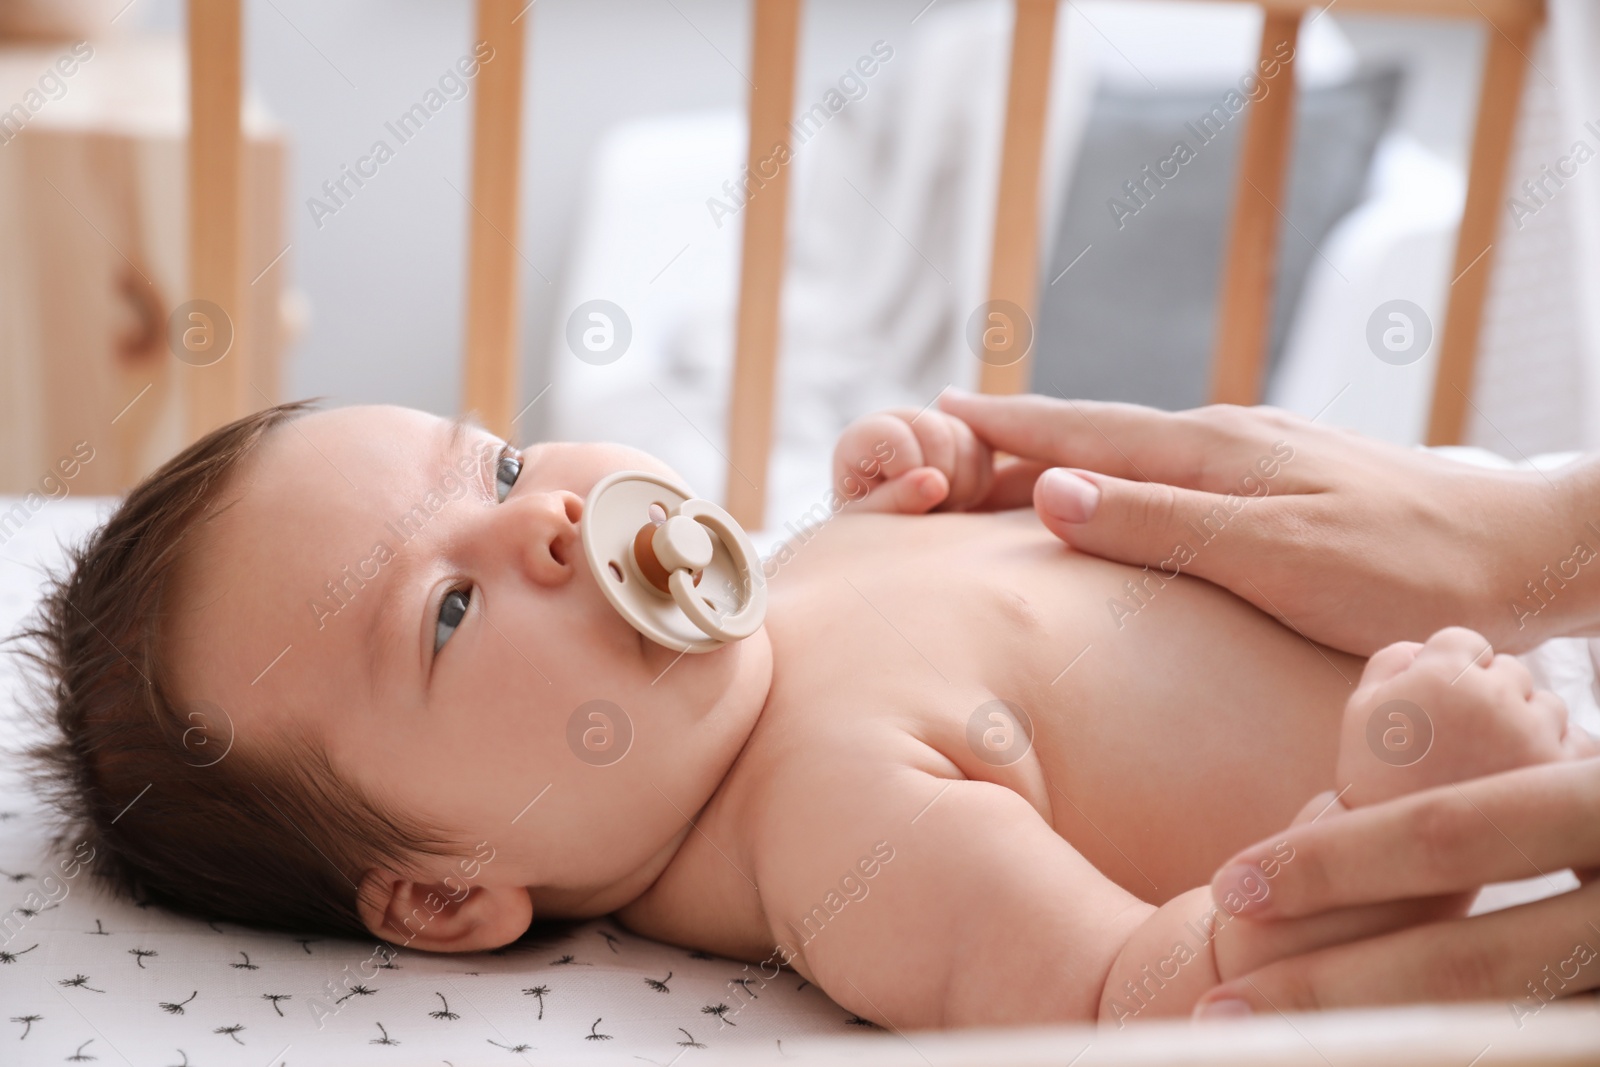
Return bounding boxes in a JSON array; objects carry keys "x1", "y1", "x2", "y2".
[{"x1": 0, "y1": 26, "x2": 291, "y2": 495}]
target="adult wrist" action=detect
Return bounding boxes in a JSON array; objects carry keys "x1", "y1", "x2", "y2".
[{"x1": 1501, "y1": 458, "x2": 1600, "y2": 644}]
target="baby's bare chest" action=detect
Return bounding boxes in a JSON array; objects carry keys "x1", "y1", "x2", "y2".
[
  {"x1": 750, "y1": 512, "x2": 1124, "y2": 816},
  {"x1": 762, "y1": 510, "x2": 1109, "y2": 677},
  {"x1": 736, "y1": 510, "x2": 1353, "y2": 896}
]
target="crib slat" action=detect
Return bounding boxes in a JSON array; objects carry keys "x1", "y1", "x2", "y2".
[
  {"x1": 726, "y1": 0, "x2": 803, "y2": 528},
  {"x1": 1426, "y1": 10, "x2": 1537, "y2": 445},
  {"x1": 462, "y1": 0, "x2": 528, "y2": 440},
  {"x1": 977, "y1": 0, "x2": 1058, "y2": 396},
  {"x1": 1181, "y1": 0, "x2": 1540, "y2": 18},
  {"x1": 187, "y1": 0, "x2": 246, "y2": 439},
  {"x1": 1208, "y1": 11, "x2": 1299, "y2": 406}
]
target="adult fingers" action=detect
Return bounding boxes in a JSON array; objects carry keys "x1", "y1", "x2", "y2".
[
  {"x1": 973, "y1": 458, "x2": 1049, "y2": 511},
  {"x1": 1358, "y1": 641, "x2": 1424, "y2": 691},
  {"x1": 1031, "y1": 468, "x2": 1276, "y2": 586},
  {"x1": 1217, "y1": 892, "x2": 1469, "y2": 981},
  {"x1": 939, "y1": 390, "x2": 1314, "y2": 494},
  {"x1": 1195, "y1": 878, "x2": 1600, "y2": 1016},
  {"x1": 1212, "y1": 758, "x2": 1600, "y2": 920}
]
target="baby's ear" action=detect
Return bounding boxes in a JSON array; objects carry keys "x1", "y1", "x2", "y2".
[{"x1": 356, "y1": 868, "x2": 532, "y2": 953}]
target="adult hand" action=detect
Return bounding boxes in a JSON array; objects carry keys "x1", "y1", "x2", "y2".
[
  {"x1": 939, "y1": 389, "x2": 1600, "y2": 656},
  {"x1": 1192, "y1": 757, "x2": 1600, "y2": 1015}
]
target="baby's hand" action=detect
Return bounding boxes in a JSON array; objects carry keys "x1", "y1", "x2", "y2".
[
  {"x1": 831, "y1": 408, "x2": 995, "y2": 513},
  {"x1": 1204, "y1": 627, "x2": 1596, "y2": 990},
  {"x1": 1335, "y1": 626, "x2": 1595, "y2": 810}
]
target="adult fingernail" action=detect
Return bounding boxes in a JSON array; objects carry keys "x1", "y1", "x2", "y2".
[
  {"x1": 1211, "y1": 863, "x2": 1269, "y2": 914},
  {"x1": 1038, "y1": 468, "x2": 1099, "y2": 524},
  {"x1": 1193, "y1": 996, "x2": 1252, "y2": 1020}
]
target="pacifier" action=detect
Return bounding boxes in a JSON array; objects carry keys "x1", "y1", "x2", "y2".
[{"x1": 581, "y1": 471, "x2": 768, "y2": 653}]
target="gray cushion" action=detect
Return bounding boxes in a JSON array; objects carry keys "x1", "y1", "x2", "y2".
[{"x1": 1030, "y1": 66, "x2": 1403, "y2": 408}]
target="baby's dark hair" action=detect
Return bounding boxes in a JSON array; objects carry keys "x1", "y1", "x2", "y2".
[{"x1": 13, "y1": 401, "x2": 453, "y2": 938}]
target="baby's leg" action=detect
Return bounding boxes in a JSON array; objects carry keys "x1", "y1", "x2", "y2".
[{"x1": 1329, "y1": 627, "x2": 1594, "y2": 815}]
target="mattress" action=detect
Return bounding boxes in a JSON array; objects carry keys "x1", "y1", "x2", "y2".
[{"x1": 0, "y1": 499, "x2": 869, "y2": 1065}]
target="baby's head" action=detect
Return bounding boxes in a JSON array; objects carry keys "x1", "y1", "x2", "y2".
[{"x1": 22, "y1": 403, "x2": 772, "y2": 950}]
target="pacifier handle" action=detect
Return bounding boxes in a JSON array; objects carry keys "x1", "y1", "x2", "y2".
[
  {"x1": 631, "y1": 500, "x2": 764, "y2": 641},
  {"x1": 662, "y1": 499, "x2": 765, "y2": 641}
]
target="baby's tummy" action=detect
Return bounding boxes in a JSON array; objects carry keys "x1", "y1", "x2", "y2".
[
  {"x1": 1024, "y1": 550, "x2": 1358, "y2": 903},
  {"x1": 777, "y1": 509, "x2": 1359, "y2": 902}
]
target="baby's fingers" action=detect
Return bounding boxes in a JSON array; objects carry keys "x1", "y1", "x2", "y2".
[
  {"x1": 1414, "y1": 626, "x2": 1495, "y2": 674},
  {"x1": 916, "y1": 411, "x2": 994, "y2": 511},
  {"x1": 1486, "y1": 653, "x2": 1534, "y2": 700},
  {"x1": 850, "y1": 468, "x2": 950, "y2": 514},
  {"x1": 833, "y1": 412, "x2": 923, "y2": 496},
  {"x1": 1357, "y1": 641, "x2": 1423, "y2": 693},
  {"x1": 1529, "y1": 689, "x2": 1575, "y2": 754}
]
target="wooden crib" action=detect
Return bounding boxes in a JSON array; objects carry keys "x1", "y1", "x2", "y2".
[
  {"x1": 179, "y1": 3, "x2": 1600, "y2": 1060},
  {"x1": 186, "y1": 0, "x2": 1549, "y2": 529}
]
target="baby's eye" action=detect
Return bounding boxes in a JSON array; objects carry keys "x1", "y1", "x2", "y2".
[
  {"x1": 495, "y1": 448, "x2": 522, "y2": 503},
  {"x1": 435, "y1": 587, "x2": 471, "y2": 653}
]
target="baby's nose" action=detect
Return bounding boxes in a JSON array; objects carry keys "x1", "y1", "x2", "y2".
[{"x1": 515, "y1": 490, "x2": 584, "y2": 580}]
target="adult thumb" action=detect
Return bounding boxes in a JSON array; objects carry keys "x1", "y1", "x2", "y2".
[{"x1": 1033, "y1": 467, "x2": 1256, "y2": 578}]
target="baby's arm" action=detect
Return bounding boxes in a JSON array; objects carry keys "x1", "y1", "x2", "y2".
[{"x1": 753, "y1": 748, "x2": 1155, "y2": 1028}]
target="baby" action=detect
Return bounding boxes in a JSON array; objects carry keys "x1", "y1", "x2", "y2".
[{"x1": 23, "y1": 400, "x2": 1594, "y2": 1030}]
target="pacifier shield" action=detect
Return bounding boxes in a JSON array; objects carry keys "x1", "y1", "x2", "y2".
[{"x1": 581, "y1": 471, "x2": 767, "y2": 653}]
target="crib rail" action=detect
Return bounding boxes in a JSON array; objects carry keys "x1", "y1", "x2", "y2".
[
  {"x1": 461, "y1": 0, "x2": 529, "y2": 439},
  {"x1": 978, "y1": 0, "x2": 1060, "y2": 398},
  {"x1": 726, "y1": 0, "x2": 804, "y2": 529},
  {"x1": 1189, "y1": 0, "x2": 1544, "y2": 451},
  {"x1": 186, "y1": 0, "x2": 1547, "y2": 526},
  {"x1": 1209, "y1": 9, "x2": 1300, "y2": 410},
  {"x1": 186, "y1": 0, "x2": 246, "y2": 439}
]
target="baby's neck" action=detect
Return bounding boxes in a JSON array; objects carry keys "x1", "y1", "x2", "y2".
[
  {"x1": 536, "y1": 819, "x2": 699, "y2": 918},
  {"x1": 541, "y1": 631, "x2": 775, "y2": 922}
]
